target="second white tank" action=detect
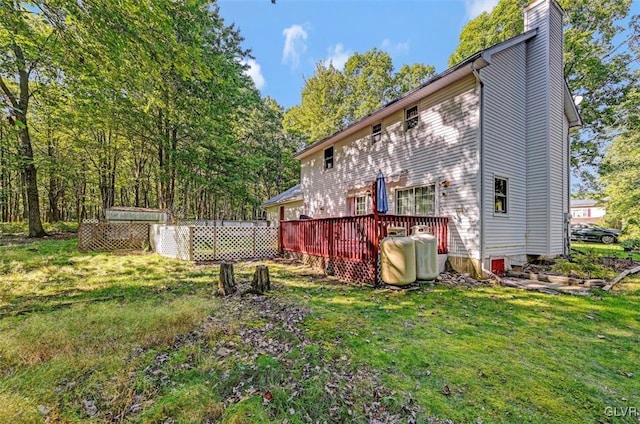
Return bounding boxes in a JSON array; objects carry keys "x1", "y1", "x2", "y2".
[{"x1": 411, "y1": 225, "x2": 438, "y2": 281}]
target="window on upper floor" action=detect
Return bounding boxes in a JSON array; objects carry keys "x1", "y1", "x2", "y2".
[
  {"x1": 371, "y1": 123, "x2": 382, "y2": 144},
  {"x1": 495, "y1": 177, "x2": 508, "y2": 214},
  {"x1": 324, "y1": 146, "x2": 334, "y2": 170},
  {"x1": 396, "y1": 185, "x2": 435, "y2": 216},
  {"x1": 405, "y1": 105, "x2": 419, "y2": 131}
]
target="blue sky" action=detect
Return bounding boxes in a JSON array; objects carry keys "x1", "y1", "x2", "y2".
[{"x1": 218, "y1": 0, "x2": 502, "y2": 108}]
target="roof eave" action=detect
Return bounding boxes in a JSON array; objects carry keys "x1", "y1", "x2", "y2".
[
  {"x1": 261, "y1": 196, "x2": 304, "y2": 208},
  {"x1": 564, "y1": 82, "x2": 582, "y2": 129}
]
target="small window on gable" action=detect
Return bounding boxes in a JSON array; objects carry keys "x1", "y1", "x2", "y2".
[
  {"x1": 371, "y1": 123, "x2": 382, "y2": 143},
  {"x1": 495, "y1": 177, "x2": 508, "y2": 214},
  {"x1": 405, "y1": 105, "x2": 419, "y2": 131},
  {"x1": 324, "y1": 146, "x2": 334, "y2": 170}
]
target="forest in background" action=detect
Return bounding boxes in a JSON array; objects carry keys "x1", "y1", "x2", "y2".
[
  {"x1": 1, "y1": 0, "x2": 300, "y2": 236},
  {"x1": 1, "y1": 0, "x2": 638, "y2": 237}
]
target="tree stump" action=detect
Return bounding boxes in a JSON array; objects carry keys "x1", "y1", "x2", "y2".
[
  {"x1": 251, "y1": 265, "x2": 271, "y2": 295},
  {"x1": 217, "y1": 263, "x2": 236, "y2": 296}
]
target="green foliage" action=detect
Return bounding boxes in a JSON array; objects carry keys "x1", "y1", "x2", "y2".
[
  {"x1": 620, "y1": 239, "x2": 640, "y2": 251},
  {"x1": 554, "y1": 252, "x2": 613, "y2": 279},
  {"x1": 600, "y1": 78, "x2": 640, "y2": 232},
  {"x1": 572, "y1": 241, "x2": 640, "y2": 261},
  {"x1": 448, "y1": 0, "x2": 638, "y2": 182},
  {"x1": 284, "y1": 49, "x2": 434, "y2": 143},
  {"x1": 0, "y1": 1, "x2": 300, "y2": 223}
]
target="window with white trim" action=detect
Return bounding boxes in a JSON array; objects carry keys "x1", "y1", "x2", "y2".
[
  {"x1": 324, "y1": 146, "x2": 334, "y2": 170},
  {"x1": 347, "y1": 193, "x2": 371, "y2": 215},
  {"x1": 371, "y1": 123, "x2": 382, "y2": 143},
  {"x1": 405, "y1": 105, "x2": 419, "y2": 131},
  {"x1": 495, "y1": 177, "x2": 508, "y2": 214},
  {"x1": 396, "y1": 185, "x2": 435, "y2": 215},
  {"x1": 355, "y1": 195, "x2": 367, "y2": 215}
]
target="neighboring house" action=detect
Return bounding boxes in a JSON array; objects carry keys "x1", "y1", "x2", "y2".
[
  {"x1": 570, "y1": 199, "x2": 606, "y2": 224},
  {"x1": 269, "y1": 0, "x2": 581, "y2": 277},
  {"x1": 262, "y1": 184, "x2": 304, "y2": 225}
]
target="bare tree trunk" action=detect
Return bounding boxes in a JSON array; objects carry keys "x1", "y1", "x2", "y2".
[
  {"x1": 0, "y1": 45, "x2": 45, "y2": 236},
  {"x1": 19, "y1": 126, "x2": 45, "y2": 236},
  {"x1": 47, "y1": 136, "x2": 64, "y2": 222}
]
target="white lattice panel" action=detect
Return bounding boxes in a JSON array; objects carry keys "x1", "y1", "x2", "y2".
[
  {"x1": 151, "y1": 225, "x2": 192, "y2": 260},
  {"x1": 192, "y1": 226, "x2": 278, "y2": 263}
]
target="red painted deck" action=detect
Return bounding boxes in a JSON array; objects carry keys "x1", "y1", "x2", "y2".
[{"x1": 280, "y1": 214, "x2": 448, "y2": 284}]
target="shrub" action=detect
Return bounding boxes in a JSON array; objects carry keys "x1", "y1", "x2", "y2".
[{"x1": 620, "y1": 239, "x2": 640, "y2": 252}]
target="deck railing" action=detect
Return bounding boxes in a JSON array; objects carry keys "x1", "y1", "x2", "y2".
[
  {"x1": 280, "y1": 214, "x2": 448, "y2": 283},
  {"x1": 280, "y1": 214, "x2": 448, "y2": 256}
]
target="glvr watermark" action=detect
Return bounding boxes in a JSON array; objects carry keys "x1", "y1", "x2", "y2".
[{"x1": 604, "y1": 406, "x2": 639, "y2": 418}]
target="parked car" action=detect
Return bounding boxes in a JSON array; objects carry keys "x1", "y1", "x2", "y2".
[{"x1": 570, "y1": 223, "x2": 620, "y2": 244}]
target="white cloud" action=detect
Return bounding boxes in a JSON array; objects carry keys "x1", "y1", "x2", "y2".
[
  {"x1": 325, "y1": 43, "x2": 351, "y2": 70},
  {"x1": 282, "y1": 24, "x2": 308, "y2": 69},
  {"x1": 243, "y1": 59, "x2": 265, "y2": 90},
  {"x1": 380, "y1": 38, "x2": 410, "y2": 56},
  {"x1": 464, "y1": 0, "x2": 499, "y2": 20}
]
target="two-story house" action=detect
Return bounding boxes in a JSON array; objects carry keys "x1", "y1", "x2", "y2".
[{"x1": 265, "y1": 0, "x2": 581, "y2": 277}]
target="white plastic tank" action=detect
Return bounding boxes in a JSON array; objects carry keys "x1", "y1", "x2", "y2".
[
  {"x1": 411, "y1": 225, "x2": 438, "y2": 281},
  {"x1": 380, "y1": 226, "x2": 416, "y2": 285}
]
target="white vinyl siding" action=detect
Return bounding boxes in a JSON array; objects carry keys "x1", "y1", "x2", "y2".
[
  {"x1": 482, "y1": 43, "x2": 527, "y2": 258},
  {"x1": 300, "y1": 75, "x2": 480, "y2": 258},
  {"x1": 548, "y1": 4, "x2": 566, "y2": 254},
  {"x1": 523, "y1": 0, "x2": 567, "y2": 256},
  {"x1": 265, "y1": 201, "x2": 304, "y2": 224}
]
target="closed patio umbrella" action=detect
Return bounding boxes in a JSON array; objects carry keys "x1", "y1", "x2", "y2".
[{"x1": 376, "y1": 170, "x2": 388, "y2": 214}]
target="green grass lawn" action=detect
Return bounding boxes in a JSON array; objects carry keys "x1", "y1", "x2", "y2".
[
  {"x1": 572, "y1": 241, "x2": 640, "y2": 261},
  {"x1": 1, "y1": 238, "x2": 639, "y2": 423},
  {"x1": 0, "y1": 221, "x2": 78, "y2": 237}
]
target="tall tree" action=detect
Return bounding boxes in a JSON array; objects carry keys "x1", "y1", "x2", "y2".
[
  {"x1": 0, "y1": 0, "x2": 306, "y2": 224},
  {"x1": 0, "y1": 1, "x2": 55, "y2": 236},
  {"x1": 283, "y1": 62, "x2": 347, "y2": 143},
  {"x1": 448, "y1": 0, "x2": 639, "y2": 181},
  {"x1": 284, "y1": 49, "x2": 434, "y2": 143}
]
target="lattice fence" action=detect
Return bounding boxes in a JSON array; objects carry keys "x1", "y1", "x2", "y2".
[
  {"x1": 192, "y1": 226, "x2": 278, "y2": 263},
  {"x1": 78, "y1": 222, "x2": 150, "y2": 252},
  {"x1": 285, "y1": 252, "x2": 377, "y2": 285},
  {"x1": 79, "y1": 222, "x2": 278, "y2": 262},
  {"x1": 150, "y1": 225, "x2": 192, "y2": 260}
]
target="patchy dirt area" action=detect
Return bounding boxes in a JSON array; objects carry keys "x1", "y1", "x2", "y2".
[
  {"x1": 207, "y1": 286, "x2": 430, "y2": 423},
  {"x1": 111, "y1": 281, "x2": 452, "y2": 424}
]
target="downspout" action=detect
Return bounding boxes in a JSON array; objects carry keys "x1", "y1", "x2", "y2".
[{"x1": 471, "y1": 61, "x2": 486, "y2": 278}]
